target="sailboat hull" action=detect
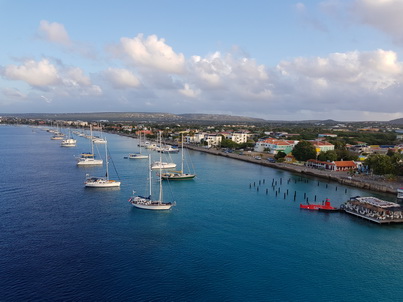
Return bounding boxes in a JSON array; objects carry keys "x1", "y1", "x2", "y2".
[
  {"x1": 129, "y1": 154, "x2": 148, "y2": 159},
  {"x1": 85, "y1": 178, "x2": 120, "y2": 188},
  {"x1": 77, "y1": 159, "x2": 103, "y2": 166},
  {"x1": 129, "y1": 197, "x2": 174, "y2": 210},
  {"x1": 161, "y1": 173, "x2": 195, "y2": 180},
  {"x1": 151, "y1": 162, "x2": 176, "y2": 170}
]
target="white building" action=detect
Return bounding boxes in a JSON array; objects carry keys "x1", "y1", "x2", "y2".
[
  {"x1": 229, "y1": 131, "x2": 250, "y2": 144},
  {"x1": 205, "y1": 134, "x2": 222, "y2": 147}
]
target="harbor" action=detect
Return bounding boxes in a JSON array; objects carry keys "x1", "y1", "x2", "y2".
[{"x1": 2, "y1": 125, "x2": 403, "y2": 301}]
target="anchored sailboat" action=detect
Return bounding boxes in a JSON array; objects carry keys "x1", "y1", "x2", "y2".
[
  {"x1": 151, "y1": 132, "x2": 176, "y2": 170},
  {"x1": 129, "y1": 131, "x2": 148, "y2": 159},
  {"x1": 76, "y1": 125, "x2": 103, "y2": 166},
  {"x1": 161, "y1": 134, "x2": 196, "y2": 180},
  {"x1": 128, "y1": 154, "x2": 175, "y2": 210},
  {"x1": 84, "y1": 140, "x2": 121, "y2": 188}
]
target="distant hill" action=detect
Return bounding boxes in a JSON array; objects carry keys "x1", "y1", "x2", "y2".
[
  {"x1": 389, "y1": 118, "x2": 403, "y2": 125},
  {"x1": 5, "y1": 112, "x2": 402, "y2": 125},
  {"x1": 5, "y1": 112, "x2": 267, "y2": 124}
]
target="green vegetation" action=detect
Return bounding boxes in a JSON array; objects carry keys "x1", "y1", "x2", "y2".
[
  {"x1": 292, "y1": 140, "x2": 317, "y2": 161},
  {"x1": 364, "y1": 152, "x2": 403, "y2": 176}
]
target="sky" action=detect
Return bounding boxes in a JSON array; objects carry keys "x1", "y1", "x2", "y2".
[{"x1": 1, "y1": 0, "x2": 403, "y2": 121}]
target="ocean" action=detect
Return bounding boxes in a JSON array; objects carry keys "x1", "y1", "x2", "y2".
[{"x1": 1, "y1": 125, "x2": 403, "y2": 301}]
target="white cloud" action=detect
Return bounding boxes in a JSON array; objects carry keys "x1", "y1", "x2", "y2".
[
  {"x1": 1, "y1": 58, "x2": 102, "y2": 103},
  {"x1": 113, "y1": 34, "x2": 185, "y2": 73},
  {"x1": 178, "y1": 83, "x2": 200, "y2": 98},
  {"x1": 3, "y1": 59, "x2": 59, "y2": 87},
  {"x1": 103, "y1": 68, "x2": 141, "y2": 89},
  {"x1": 65, "y1": 67, "x2": 91, "y2": 86},
  {"x1": 38, "y1": 20, "x2": 72, "y2": 47},
  {"x1": 352, "y1": 0, "x2": 403, "y2": 44},
  {"x1": 273, "y1": 49, "x2": 403, "y2": 116}
]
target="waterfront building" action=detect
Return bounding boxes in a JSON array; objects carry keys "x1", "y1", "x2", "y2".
[
  {"x1": 254, "y1": 138, "x2": 298, "y2": 154},
  {"x1": 311, "y1": 141, "x2": 335, "y2": 153},
  {"x1": 306, "y1": 159, "x2": 357, "y2": 171},
  {"x1": 204, "y1": 134, "x2": 222, "y2": 147}
]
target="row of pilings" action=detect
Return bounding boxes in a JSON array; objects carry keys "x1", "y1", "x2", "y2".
[{"x1": 249, "y1": 176, "x2": 349, "y2": 204}]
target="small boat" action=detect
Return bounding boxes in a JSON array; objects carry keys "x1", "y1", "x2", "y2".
[
  {"x1": 300, "y1": 199, "x2": 340, "y2": 212},
  {"x1": 159, "y1": 145, "x2": 180, "y2": 153},
  {"x1": 61, "y1": 129, "x2": 76, "y2": 147},
  {"x1": 161, "y1": 134, "x2": 196, "y2": 180},
  {"x1": 85, "y1": 140, "x2": 120, "y2": 188},
  {"x1": 129, "y1": 132, "x2": 149, "y2": 159},
  {"x1": 61, "y1": 138, "x2": 77, "y2": 147},
  {"x1": 151, "y1": 132, "x2": 176, "y2": 170},
  {"x1": 51, "y1": 133, "x2": 65, "y2": 140},
  {"x1": 151, "y1": 161, "x2": 177, "y2": 170},
  {"x1": 76, "y1": 125, "x2": 103, "y2": 166},
  {"x1": 128, "y1": 156, "x2": 175, "y2": 210},
  {"x1": 92, "y1": 137, "x2": 107, "y2": 144}
]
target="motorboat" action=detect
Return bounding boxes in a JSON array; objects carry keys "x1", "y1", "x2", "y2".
[{"x1": 300, "y1": 200, "x2": 339, "y2": 212}]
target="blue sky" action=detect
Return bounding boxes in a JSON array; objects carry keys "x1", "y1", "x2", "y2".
[{"x1": 1, "y1": 0, "x2": 403, "y2": 121}]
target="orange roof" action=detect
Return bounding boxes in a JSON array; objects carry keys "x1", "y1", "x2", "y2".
[{"x1": 334, "y1": 161, "x2": 356, "y2": 167}]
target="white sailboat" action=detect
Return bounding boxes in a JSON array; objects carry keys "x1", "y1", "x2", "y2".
[
  {"x1": 129, "y1": 131, "x2": 148, "y2": 159},
  {"x1": 61, "y1": 129, "x2": 77, "y2": 147},
  {"x1": 85, "y1": 140, "x2": 121, "y2": 188},
  {"x1": 76, "y1": 125, "x2": 103, "y2": 166},
  {"x1": 92, "y1": 124, "x2": 107, "y2": 144},
  {"x1": 161, "y1": 134, "x2": 196, "y2": 180},
  {"x1": 128, "y1": 155, "x2": 175, "y2": 210},
  {"x1": 51, "y1": 124, "x2": 65, "y2": 140},
  {"x1": 151, "y1": 132, "x2": 177, "y2": 170}
]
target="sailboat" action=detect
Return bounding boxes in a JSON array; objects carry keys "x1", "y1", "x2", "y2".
[
  {"x1": 84, "y1": 140, "x2": 121, "y2": 188},
  {"x1": 129, "y1": 131, "x2": 148, "y2": 159},
  {"x1": 151, "y1": 132, "x2": 177, "y2": 170},
  {"x1": 61, "y1": 129, "x2": 77, "y2": 147},
  {"x1": 161, "y1": 134, "x2": 196, "y2": 180},
  {"x1": 128, "y1": 155, "x2": 175, "y2": 210},
  {"x1": 76, "y1": 125, "x2": 103, "y2": 166},
  {"x1": 51, "y1": 124, "x2": 65, "y2": 140}
]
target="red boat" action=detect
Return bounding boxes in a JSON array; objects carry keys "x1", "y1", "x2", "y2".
[{"x1": 300, "y1": 200, "x2": 339, "y2": 212}]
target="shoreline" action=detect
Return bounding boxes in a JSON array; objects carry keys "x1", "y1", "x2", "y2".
[
  {"x1": 114, "y1": 132, "x2": 401, "y2": 196},
  {"x1": 183, "y1": 144, "x2": 402, "y2": 196}
]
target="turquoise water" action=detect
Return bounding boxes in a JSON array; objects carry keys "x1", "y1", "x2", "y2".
[{"x1": 1, "y1": 125, "x2": 403, "y2": 301}]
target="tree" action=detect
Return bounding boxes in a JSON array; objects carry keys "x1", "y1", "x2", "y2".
[
  {"x1": 275, "y1": 151, "x2": 287, "y2": 160},
  {"x1": 292, "y1": 141, "x2": 317, "y2": 161},
  {"x1": 364, "y1": 154, "x2": 395, "y2": 175},
  {"x1": 220, "y1": 138, "x2": 239, "y2": 149},
  {"x1": 317, "y1": 150, "x2": 338, "y2": 161}
]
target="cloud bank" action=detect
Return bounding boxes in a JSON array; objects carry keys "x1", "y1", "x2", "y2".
[{"x1": 1, "y1": 7, "x2": 403, "y2": 121}]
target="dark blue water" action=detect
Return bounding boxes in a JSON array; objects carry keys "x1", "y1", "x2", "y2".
[{"x1": 1, "y1": 125, "x2": 403, "y2": 301}]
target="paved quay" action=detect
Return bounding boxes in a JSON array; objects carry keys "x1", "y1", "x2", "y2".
[{"x1": 184, "y1": 144, "x2": 402, "y2": 195}]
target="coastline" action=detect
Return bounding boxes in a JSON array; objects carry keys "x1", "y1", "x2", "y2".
[
  {"x1": 183, "y1": 144, "x2": 402, "y2": 196},
  {"x1": 114, "y1": 132, "x2": 401, "y2": 196}
]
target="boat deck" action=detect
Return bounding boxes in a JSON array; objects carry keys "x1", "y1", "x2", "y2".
[{"x1": 343, "y1": 209, "x2": 403, "y2": 224}]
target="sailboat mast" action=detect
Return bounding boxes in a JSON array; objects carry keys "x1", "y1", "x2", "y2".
[
  {"x1": 148, "y1": 155, "x2": 152, "y2": 198},
  {"x1": 181, "y1": 133, "x2": 184, "y2": 173},
  {"x1": 90, "y1": 124, "x2": 94, "y2": 155},
  {"x1": 158, "y1": 131, "x2": 163, "y2": 202},
  {"x1": 105, "y1": 140, "x2": 109, "y2": 180}
]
